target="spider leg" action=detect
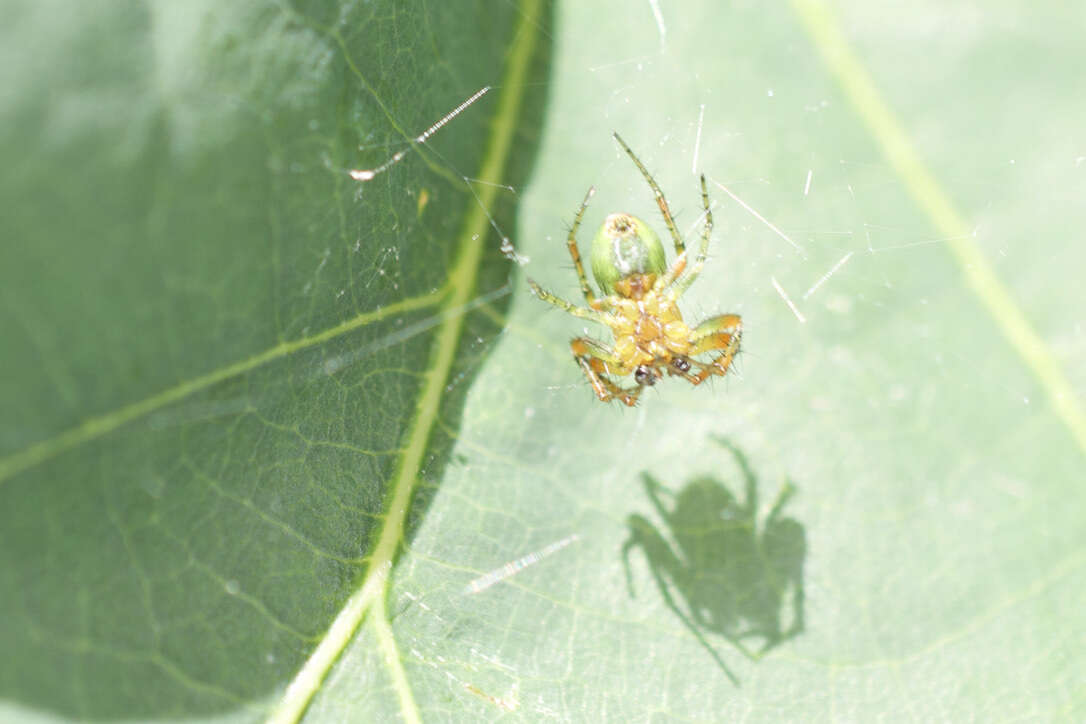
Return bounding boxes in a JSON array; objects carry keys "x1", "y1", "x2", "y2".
[
  {"x1": 656, "y1": 251, "x2": 688, "y2": 292},
  {"x1": 570, "y1": 337, "x2": 642, "y2": 406},
  {"x1": 566, "y1": 186, "x2": 597, "y2": 305},
  {"x1": 613, "y1": 132, "x2": 685, "y2": 258},
  {"x1": 671, "y1": 174, "x2": 713, "y2": 297},
  {"x1": 685, "y1": 313, "x2": 742, "y2": 385},
  {"x1": 528, "y1": 280, "x2": 610, "y2": 323}
]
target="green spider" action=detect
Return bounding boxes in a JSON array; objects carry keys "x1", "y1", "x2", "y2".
[{"x1": 528, "y1": 133, "x2": 742, "y2": 406}]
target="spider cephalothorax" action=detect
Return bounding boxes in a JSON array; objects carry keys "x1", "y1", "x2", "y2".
[{"x1": 528, "y1": 133, "x2": 742, "y2": 406}]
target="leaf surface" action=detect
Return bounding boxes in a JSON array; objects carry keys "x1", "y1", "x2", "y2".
[
  {"x1": 308, "y1": 0, "x2": 1086, "y2": 721},
  {"x1": 0, "y1": 0, "x2": 547, "y2": 719},
  {"x1": 3, "y1": 0, "x2": 1085, "y2": 722}
]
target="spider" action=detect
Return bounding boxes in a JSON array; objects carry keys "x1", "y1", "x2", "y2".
[{"x1": 528, "y1": 133, "x2": 742, "y2": 406}]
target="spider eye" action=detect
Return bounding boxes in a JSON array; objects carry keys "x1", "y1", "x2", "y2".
[
  {"x1": 671, "y1": 357, "x2": 692, "y2": 373},
  {"x1": 634, "y1": 365, "x2": 657, "y2": 386}
]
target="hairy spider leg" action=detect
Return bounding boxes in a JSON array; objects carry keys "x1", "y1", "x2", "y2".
[
  {"x1": 526, "y1": 280, "x2": 609, "y2": 324},
  {"x1": 687, "y1": 313, "x2": 742, "y2": 385},
  {"x1": 570, "y1": 337, "x2": 642, "y2": 406},
  {"x1": 613, "y1": 132, "x2": 686, "y2": 258},
  {"x1": 566, "y1": 186, "x2": 597, "y2": 304},
  {"x1": 612, "y1": 134, "x2": 713, "y2": 293},
  {"x1": 656, "y1": 172, "x2": 715, "y2": 291},
  {"x1": 672, "y1": 174, "x2": 713, "y2": 296}
]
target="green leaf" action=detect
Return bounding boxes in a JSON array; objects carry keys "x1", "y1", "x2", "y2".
[
  {"x1": 1, "y1": 0, "x2": 548, "y2": 719},
  {"x1": 307, "y1": 1, "x2": 1086, "y2": 721},
  {"x1": 4, "y1": 0, "x2": 1085, "y2": 722}
]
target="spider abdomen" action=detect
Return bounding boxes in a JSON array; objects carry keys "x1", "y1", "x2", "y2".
[{"x1": 590, "y1": 214, "x2": 667, "y2": 295}]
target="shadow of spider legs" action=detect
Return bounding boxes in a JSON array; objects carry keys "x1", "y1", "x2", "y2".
[{"x1": 622, "y1": 438, "x2": 806, "y2": 682}]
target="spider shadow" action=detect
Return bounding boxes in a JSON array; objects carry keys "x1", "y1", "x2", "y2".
[{"x1": 622, "y1": 437, "x2": 806, "y2": 684}]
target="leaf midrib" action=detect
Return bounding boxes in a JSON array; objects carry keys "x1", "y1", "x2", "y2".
[{"x1": 267, "y1": 1, "x2": 544, "y2": 721}]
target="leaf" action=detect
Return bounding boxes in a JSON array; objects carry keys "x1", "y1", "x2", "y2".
[
  {"x1": 0, "y1": 0, "x2": 548, "y2": 719},
  {"x1": 303, "y1": 1, "x2": 1086, "y2": 721},
  {"x1": 4, "y1": 0, "x2": 1086, "y2": 722}
]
